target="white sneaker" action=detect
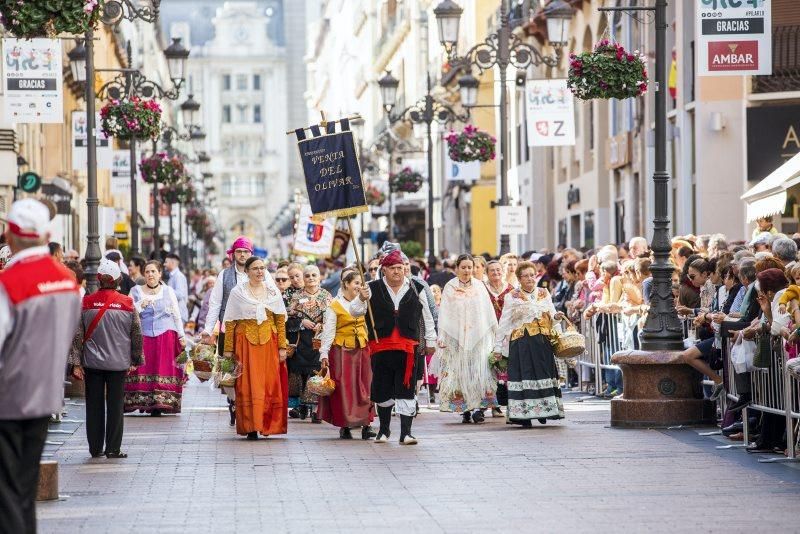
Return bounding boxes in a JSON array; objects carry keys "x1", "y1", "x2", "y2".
[
  {"x1": 399, "y1": 435, "x2": 418, "y2": 445},
  {"x1": 374, "y1": 432, "x2": 390, "y2": 443}
]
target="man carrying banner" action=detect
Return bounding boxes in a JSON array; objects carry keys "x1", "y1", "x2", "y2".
[{"x1": 349, "y1": 250, "x2": 436, "y2": 445}]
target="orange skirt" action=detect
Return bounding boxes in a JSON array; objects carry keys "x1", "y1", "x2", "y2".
[{"x1": 233, "y1": 330, "x2": 288, "y2": 436}]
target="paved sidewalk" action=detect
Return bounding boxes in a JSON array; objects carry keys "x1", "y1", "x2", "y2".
[{"x1": 39, "y1": 381, "x2": 800, "y2": 533}]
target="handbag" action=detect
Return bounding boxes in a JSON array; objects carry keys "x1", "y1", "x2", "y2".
[
  {"x1": 753, "y1": 332, "x2": 774, "y2": 369},
  {"x1": 731, "y1": 332, "x2": 757, "y2": 374}
]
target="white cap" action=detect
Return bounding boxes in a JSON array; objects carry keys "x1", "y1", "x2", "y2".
[
  {"x1": 98, "y1": 258, "x2": 121, "y2": 279},
  {"x1": 750, "y1": 231, "x2": 773, "y2": 247},
  {"x1": 5, "y1": 198, "x2": 51, "y2": 239}
]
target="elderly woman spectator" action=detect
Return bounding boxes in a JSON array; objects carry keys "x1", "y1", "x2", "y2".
[
  {"x1": 771, "y1": 237, "x2": 798, "y2": 265},
  {"x1": 707, "y1": 234, "x2": 729, "y2": 258},
  {"x1": 628, "y1": 236, "x2": 649, "y2": 258}
]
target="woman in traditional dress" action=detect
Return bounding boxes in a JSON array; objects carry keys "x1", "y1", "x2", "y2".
[
  {"x1": 125, "y1": 260, "x2": 186, "y2": 415},
  {"x1": 286, "y1": 265, "x2": 333, "y2": 422},
  {"x1": 223, "y1": 256, "x2": 288, "y2": 439},
  {"x1": 436, "y1": 254, "x2": 498, "y2": 424},
  {"x1": 494, "y1": 261, "x2": 565, "y2": 427},
  {"x1": 485, "y1": 259, "x2": 514, "y2": 415},
  {"x1": 317, "y1": 269, "x2": 376, "y2": 439}
]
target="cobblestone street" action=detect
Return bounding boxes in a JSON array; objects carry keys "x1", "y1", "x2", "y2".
[{"x1": 36, "y1": 380, "x2": 800, "y2": 533}]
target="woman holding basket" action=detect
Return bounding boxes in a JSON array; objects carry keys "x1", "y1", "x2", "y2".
[
  {"x1": 317, "y1": 269, "x2": 376, "y2": 439},
  {"x1": 494, "y1": 261, "x2": 566, "y2": 427},
  {"x1": 223, "y1": 256, "x2": 288, "y2": 440},
  {"x1": 286, "y1": 265, "x2": 333, "y2": 422}
]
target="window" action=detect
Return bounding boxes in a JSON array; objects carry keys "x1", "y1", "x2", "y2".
[
  {"x1": 584, "y1": 211, "x2": 595, "y2": 249},
  {"x1": 236, "y1": 74, "x2": 247, "y2": 90},
  {"x1": 236, "y1": 105, "x2": 247, "y2": 123},
  {"x1": 222, "y1": 74, "x2": 231, "y2": 91},
  {"x1": 222, "y1": 175, "x2": 266, "y2": 197},
  {"x1": 222, "y1": 105, "x2": 231, "y2": 123},
  {"x1": 253, "y1": 74, "x2": 261, "y2": 90},
  {"x1": 253, "y1": 104, "x2": 262, "y2": 123}
]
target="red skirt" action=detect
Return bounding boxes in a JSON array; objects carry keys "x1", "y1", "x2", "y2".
[{"x1": 317, "y1": 346, "x2": 374, "y2": 428}]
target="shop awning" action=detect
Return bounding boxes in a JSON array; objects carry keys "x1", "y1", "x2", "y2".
[{"x1": 741, "y1": 152, "x2": 800, "y2": 222}]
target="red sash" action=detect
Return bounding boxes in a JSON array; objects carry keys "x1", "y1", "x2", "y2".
[{"x1": 368, "y1": 327, "x2": 419, "y2": 387}]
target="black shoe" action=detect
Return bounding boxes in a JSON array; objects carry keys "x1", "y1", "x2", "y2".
[
  {"x1": 728, "y1": 394, "x2": 752, "y2": 413},
  {"x1": 339, "y1": 428, "x2": 353, "y2": 439},
  {"x1": 518, "y1": 420, "x2": 533, "y2": 428},
  {"x1": 376, "y1": 405, "x2": 393, "y2": 441},
  {"x1": 246, "y1": 432, "x2": 258, "y2": 441},
  {"x1": 150, "y1": 409, "x2": 162, "y2": 417},
  {"x1": 361, "y1": 426, "x2": 377, "y2": 440},
  {"x1": 228, "y1": 399, "x2": 236, "y2": 426},
  {"x1": 746, "y1": 443, "x2": 775, "y2": 454},
  {"x1": 472, "y1": 410, "x2": 485, "y2": 424},
  {"x1": 311, "y1": 412, "x2": 322, "y2": 424},
  {"x1": 710, "y1": 382, "x2": 725, "y2": 401},
  {"x1": 288, "y1": 408, "x2": 300, "y2": 419},
  {"x1": 538, "y1": 418, "x2": 548, "y2": 424},
  {"x1": 90, "y1": 452, "x2": 103, "y2": 458},
  {"x1": 105, "y1": 451, "x2": 128, "y2": 458},
  {"x1": 722, "y1": 421, "x2": 743, "y2": 437},
  {"x1": 299, "y1": 405, "x2": 308, "y2": 420},
  {"x1": 462, "y1": 411, "x2": 472, "y2": 424}
]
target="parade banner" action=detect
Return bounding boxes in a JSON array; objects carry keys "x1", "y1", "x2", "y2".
[
  {"x1": 294, "y1": 118, "x2": 368, "y2": 219},
  {"x1": 697, "y1": 0, "x2": 771, "y2": 76},
  {"x1": 72, "y1": 111, "x2": 112, "y2": 171},
  {"x1": 292, "y1": 203, "x2": 336, "y2": 257},
  {"x1": 111, "y1": 150, "x2": 131, "y2": 195},
  {"x1": 525, "y1": 79, "x2": 575, "y2": 147},
  {"x1": 2, "y1": 38, "x2": 63, "y2": 123}
]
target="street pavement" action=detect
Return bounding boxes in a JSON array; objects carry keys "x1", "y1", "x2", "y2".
[{"x1": 39, "y1": 380, "x2": 800, "y2": 533}]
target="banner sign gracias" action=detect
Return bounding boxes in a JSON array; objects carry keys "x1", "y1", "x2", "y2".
[{"x1": 294, "y1": 118, "x2": 368, "y2": 220}]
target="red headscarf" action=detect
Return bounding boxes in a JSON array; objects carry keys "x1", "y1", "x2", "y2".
[{"x1": 381, "y1": 249, "x2": 403, "y2": 267}]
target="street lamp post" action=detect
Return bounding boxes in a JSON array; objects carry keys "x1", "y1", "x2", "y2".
[
  {"x1": 599, "y1": 0, "x2": 681, "y2": 350},
  {"x1": 378, "y1": 71, "x2": 469, "y2": 268},
  {"x1": 71, "y1": 0, "x2": 161, "y2": 293},
  {"x1": 433, "y1": 0, "x2": 573, "y2": 256}
]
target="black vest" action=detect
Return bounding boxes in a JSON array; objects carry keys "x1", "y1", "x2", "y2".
[{"x1": 366, "y1": 279, "x2": 423, "y2": 340}]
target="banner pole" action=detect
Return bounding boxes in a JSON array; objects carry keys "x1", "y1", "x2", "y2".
[{"x1": 345, "y1": 217, "x2": 378, "y2": 342}]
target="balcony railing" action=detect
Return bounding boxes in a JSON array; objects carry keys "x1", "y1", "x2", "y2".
[{"x1": 752, "y1": 25, "x2": 800, "y2": 93}]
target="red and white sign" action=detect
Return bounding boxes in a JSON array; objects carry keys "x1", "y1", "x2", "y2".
[
  {"x1": 707, "y1": 41, "x2": 759, "y2": 72},
  {"x1": 697, "y1": 0, "x2": 771, "y2": 77},
  {"x1": 525, "y1": 79, "x2": 575, "y2": 147}
]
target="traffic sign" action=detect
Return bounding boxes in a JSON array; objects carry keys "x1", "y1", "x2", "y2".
[{"x1": 18, "y1": 171, "x2": 41, "y2": 193}]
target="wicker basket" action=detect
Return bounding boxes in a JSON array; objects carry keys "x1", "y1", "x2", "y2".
[
  {"x1": 554, "y1": 319, "x2": 586, "y2": 359},
  {"x1": 306, "y1": 368, "x2": 335, "y2": 397}
]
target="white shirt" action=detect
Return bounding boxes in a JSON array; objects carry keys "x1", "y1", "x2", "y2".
[
  {"x1": 349, "y1": 278, "x2": 436, "y2": 344},
  {"x1": 0, "y1": 246, "x2": 50, "y2": 359},
  {"x1": 203, "y1": 265, "x2": 248, "y2": 336}
]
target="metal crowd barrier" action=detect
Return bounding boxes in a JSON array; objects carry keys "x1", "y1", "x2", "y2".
[{"x1": 576, "y1": 312, "x2": 626, "y2": 396}]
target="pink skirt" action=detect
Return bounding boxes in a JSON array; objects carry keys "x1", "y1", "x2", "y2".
[
  {"x1": 317, "y1": 346, "x2": 374, "y2": 428},
  {"x1": 124, "y1": 330, "x2": 186, "y2": 414}
]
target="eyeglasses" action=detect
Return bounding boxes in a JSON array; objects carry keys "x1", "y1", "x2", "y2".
[
  {"x1": 368, "y1": 267, "x2": 379, "y2": 273},
  {"x1": 274, "y1": 277, "x2": 289, "y2": 282},
  {"x1": 234, "y1": 249, "x2": 251, "y2": 255}
]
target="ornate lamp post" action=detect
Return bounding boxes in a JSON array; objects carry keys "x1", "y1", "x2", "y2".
[
  {"x1": 378, "y1": 71, "x2": 469, "y2": 267},
  {"x1": 433, "y1": 0, "x2": 573, "y2": 256}
]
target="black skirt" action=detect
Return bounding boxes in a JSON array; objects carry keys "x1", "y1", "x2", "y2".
[
  {"x1": 287, "y1": 329, "x2": 321, "y2": 375},
  {"x1": 506, "y1": 333, "x2": 564, "y2": 421}
]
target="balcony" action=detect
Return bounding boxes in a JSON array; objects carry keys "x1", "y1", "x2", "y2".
[{"x1": 752, "y1": 25, "x2": 800, "y2": 93}]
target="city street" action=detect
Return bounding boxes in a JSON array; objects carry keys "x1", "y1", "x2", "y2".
[{"x1": 39, "y1": 380, "x2": 800, "y2": 533}]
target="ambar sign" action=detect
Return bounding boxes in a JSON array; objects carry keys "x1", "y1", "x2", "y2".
[{"x1": 707, "y1": 40, "x2": 759, "y2": 71}]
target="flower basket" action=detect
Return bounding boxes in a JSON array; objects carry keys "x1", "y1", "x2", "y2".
[
  {"x1": 159, "y1": 181, "x2": 195, "y2": 205},
  {"x1": 567, "y1": 40, "x2": 648, "y2": 100},
  {"x1": 100, "y1": 97, "x2": 162, "y2": 140},
  {"x1": 488, "y1": 352, "x2": 508, "y2": 381},
  {"x1": 139, "y1": 152, "x2": 186, "y2": 185},
  {"x1": 365, "y1": 184, "x2": 386, "y2": 206},
  {"x1": 389, "y1": 167, "x2": 424, "y2": 194},
  {"x1": 0, "y1": 0, "x2": 103, "y2": 38},
  {"x1": 445, "y1": 125, "x2": 496, "y2": 163},
  {"x1": 190, "y1": 343, "x2": 216, "y2": 382}
]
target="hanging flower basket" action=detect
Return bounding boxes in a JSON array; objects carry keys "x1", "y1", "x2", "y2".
[
  {"x1": 389, "y1": 167, "x2": 424, "y2": 194},
  {"x1": 445, "y1": 125, "x2": 496, "y2": 163},
  {"x1": 365, "y1": 184, "x2": 386, "y2": 206},
  {"x1": 139, "y1": 152, "x2": 186, "y2": 185},
  {"x1": 100, "y1": 97, "x2": 162, "y2": 141},
  {"x1": 159, "y1": 181, "x2": 195, "y2": 205},
  {"x1": 0, "y1": 0, "x2": 103, "y2": 38},
  {"x1": 567, "y1": 40, "x2": 648, "y2": 100},
  {"x1": 186, "y1": 207, "x2": 210, "y2": 236}
]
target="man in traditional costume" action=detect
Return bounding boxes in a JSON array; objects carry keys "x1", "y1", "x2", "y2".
[{"x1": 350, "y1": 250, "x2": 436, "y2": 444}]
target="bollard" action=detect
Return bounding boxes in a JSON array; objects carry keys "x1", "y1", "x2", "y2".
[{"x1": 36, "y1": 460, "x2": 59, "y2": 501}]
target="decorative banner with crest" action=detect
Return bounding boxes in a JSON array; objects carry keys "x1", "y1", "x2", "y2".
[
  {"x1": 294, "y1": 117, "x2": 368, "y2": 219},
  {"x1": 292, "y1": 203, "x2": 336, "y2": 257}
]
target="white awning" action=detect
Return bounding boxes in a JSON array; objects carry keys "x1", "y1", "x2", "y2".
[{"x1": 741, "y1": 152, "x2": 800, "y2": 222}]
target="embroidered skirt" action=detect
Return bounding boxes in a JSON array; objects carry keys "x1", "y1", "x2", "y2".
[
  {"x1": 317, "y1": 346, "x2": 373, "y2": 428},
  {"x1": 506, "y1": 332, "x2": 564, "y2": 422},
  {"x1": 124, "y1": 330, "x2": 186, "y2": 414}
]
